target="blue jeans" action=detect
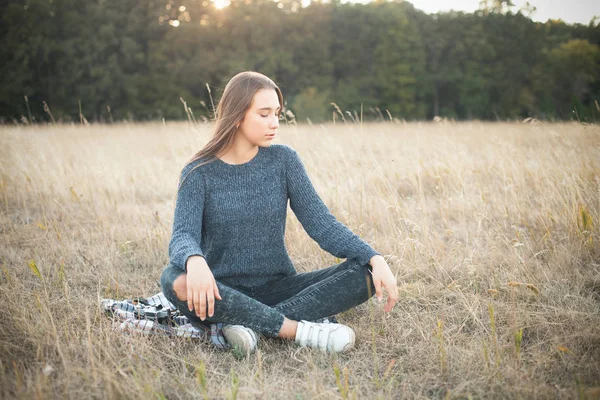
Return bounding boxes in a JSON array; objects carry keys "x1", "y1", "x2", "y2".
[{"x1": 160, "y1": 259, "x2": 376, "y2": 337}]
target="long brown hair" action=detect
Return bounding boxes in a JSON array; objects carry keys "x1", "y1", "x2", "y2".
[{"x1": 187, "y1": 71, "x2": 283, "y2": 168}]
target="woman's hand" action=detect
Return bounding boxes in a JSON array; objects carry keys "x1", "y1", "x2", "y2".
[
  {"x1": 186, "y1": 256, "x2": 222, "y2": 320},
  {"x1": 369, "y1": 255, "x2": 398, "y2": 313}
]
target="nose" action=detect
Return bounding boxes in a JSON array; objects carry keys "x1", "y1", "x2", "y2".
[{"x1": 270, "y1": 115, "x2": 279, "y2": 129}]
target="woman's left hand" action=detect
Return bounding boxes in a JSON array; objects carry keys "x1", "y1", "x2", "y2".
[{"x1": 369, "y1": 255, "x2": 398, "y2": 313}]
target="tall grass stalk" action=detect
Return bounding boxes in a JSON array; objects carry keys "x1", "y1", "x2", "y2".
[
  {"x1": 42, "y1": 101, "x2": 56, "y2": 124},
  {"x1": 206, "y1": 83, "x2": 215, "y2": 120},
  {"x1": 24, "y1": 95, "x2": 33, "y2": 123},
  {"x1": 196, "y1": 361, "x2": 209, "y2": 400},
  {"x1": 488, "y1": 303, "x2": 501, "y2": 367},
  {"x1": 436, "y1": 318, "x2": 448, "y2": 377},
  {"x1": 229, "y1": 369, "x2": 239, "y2": 400}
]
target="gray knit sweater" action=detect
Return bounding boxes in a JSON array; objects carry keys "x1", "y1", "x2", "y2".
[{"x1": 168, "y1": 143, "x2": 380, "y2": 289}]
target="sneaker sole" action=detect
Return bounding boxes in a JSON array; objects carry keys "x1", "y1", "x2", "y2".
[
  {"x1": 222, "y1": 326, "x2": 256, "y2": 354},
  {"x1": 340, "y1": 328, "x2": 356, "y2": 352}
]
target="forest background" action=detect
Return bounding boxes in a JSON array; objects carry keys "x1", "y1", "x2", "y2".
[{"x1": 1, "y1": 0, "x2": 599, "y2": 124}]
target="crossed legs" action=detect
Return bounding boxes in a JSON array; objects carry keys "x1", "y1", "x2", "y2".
[
  {"x1": 161, "y1": 259, "x2": 376, "y2": 339},
  {"x1": 172, "y1": 274, "x2": 300, "y2": 338}
]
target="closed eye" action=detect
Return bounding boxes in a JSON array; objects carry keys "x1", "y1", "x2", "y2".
[{"x1": 258, "y1": 106, "x2": 281, "y2": 117}]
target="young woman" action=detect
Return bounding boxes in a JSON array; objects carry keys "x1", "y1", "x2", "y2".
[{"x1": 160, "y1": 71, "x2": 398, "y2": 354}]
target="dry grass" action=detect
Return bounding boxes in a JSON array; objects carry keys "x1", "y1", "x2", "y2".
[{"x1": 0, "y1": 121, "x2": 599, "y2": 399}]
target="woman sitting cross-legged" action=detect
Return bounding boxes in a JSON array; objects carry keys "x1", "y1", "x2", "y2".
[{"x1": 161, "y1": 71, "x2": 398, "y2": 355}]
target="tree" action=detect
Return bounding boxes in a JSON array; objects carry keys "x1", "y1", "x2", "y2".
[{"x1": 547, "y1": 39, "x2": 600, "y2": 119}]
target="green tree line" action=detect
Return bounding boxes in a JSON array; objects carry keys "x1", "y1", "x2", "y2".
[{"x1": 1, "y1": 0, "x2": 599, "y2": 123}]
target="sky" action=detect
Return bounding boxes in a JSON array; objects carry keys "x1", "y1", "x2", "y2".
[{"x1": 349, "y1": 0, "x2": 600, "y2": 25}]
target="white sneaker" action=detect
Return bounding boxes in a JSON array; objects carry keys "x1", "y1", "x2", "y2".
[
  {"x1": 294, "y1": 320, "x2": 355, "y2": 353},
  {"x1": 222, "y1": 325, "x2": 259, "y2": 355}
]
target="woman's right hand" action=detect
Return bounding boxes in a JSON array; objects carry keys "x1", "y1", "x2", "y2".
[{"x1": 186, "y1": 256, "x2": 222, "y2": 320}]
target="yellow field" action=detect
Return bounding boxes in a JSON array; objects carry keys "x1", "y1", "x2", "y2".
[{"x1": 1, "y1": 121, "x2": 599, "y2": 399}]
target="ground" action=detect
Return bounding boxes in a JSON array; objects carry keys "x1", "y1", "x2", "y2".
[{"x1": 0, "y1": 121, "x2": 599, "y2": 399}]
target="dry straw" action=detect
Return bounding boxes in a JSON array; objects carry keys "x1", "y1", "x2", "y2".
[{"x1": 0, "y1": 121, "x2": 598, "y2": 398}]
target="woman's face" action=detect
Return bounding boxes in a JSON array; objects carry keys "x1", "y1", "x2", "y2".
[{"x1": 237, "y1": 88, "x2": 280, "y2": 147}]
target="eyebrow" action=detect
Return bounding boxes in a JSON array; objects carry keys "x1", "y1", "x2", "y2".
[{"x1": 258, "y1": 106, "x2": 281, "y2": 111}]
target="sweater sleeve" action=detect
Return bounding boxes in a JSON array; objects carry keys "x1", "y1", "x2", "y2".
[
  {"x1": 285, "y1": 147, "x2": 380, "y2": 266},
  {"x1": 168, "y1": 163, "x2": 205, "y2": 271}
]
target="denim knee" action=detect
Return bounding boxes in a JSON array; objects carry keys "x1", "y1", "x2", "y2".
[
  {"x1": 334, "y1": 259, "x2": 376, "y2": 299},
  {"x1": 160, "y1": 264, "x2": 185, "y2": 305},
  {"x1": 356, "y1": 262, "x2": 376, "y2": 299}
]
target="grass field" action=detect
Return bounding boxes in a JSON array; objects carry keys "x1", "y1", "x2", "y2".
[{"x1": 1, "y1": 121, "x2": 599, "y2": 399}]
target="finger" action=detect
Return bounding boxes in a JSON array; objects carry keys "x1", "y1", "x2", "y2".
[
  {"x1": 199, "y1": 291, "x2": 207, "y2": 320},
  {"x1": 384, "y1": 280, "x2": 398, "y2": 297},
  {"x1": 194, "y1": 291, "x2": 201, "y2": 318},
  {"x1": 385, "y1": 295, "x2": 397, "y2": 313},
  {"x1": 384, "y1": 282, "x2": 398, "y2": 312},
  {"x1": 187, "y1": 287, "x2": 193, "y2": 311},
  {"x1": 213, "y1": 281, "x2": 222, "y2": 300},
  {"x1": 207, "y1": 289, "x2": 215, "y2": 318},
  {"x1": 374, "y1": 280, "x2": 383, "y2": 302}
]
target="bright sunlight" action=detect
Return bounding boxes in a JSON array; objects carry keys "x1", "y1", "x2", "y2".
[{"x1": 214, "y1": 0, "x2": 231, "y2": 9}]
